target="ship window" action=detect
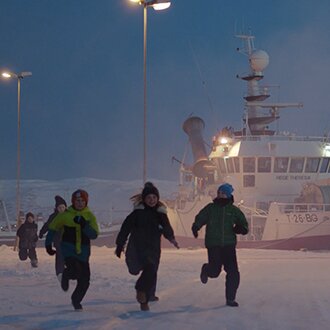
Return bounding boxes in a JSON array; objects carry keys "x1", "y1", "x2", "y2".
[
  {"x1": 257, "y1": 157, "x2": 271, "y2": 173},
  {"x1": 305, "y1": 157, "x2": 320, "y2": 173},
  {"x1": 243, "y1": 175, "x2": 255, "y2": 187},
  {"x1": 320, "y1": 158, "x2": 330, "y2": 173},
  {"x1": 243, "y1": 157, "x2": 255, "y2": 173},
  {"x1": 274, "y1": 157, "x2": 289, "y2": 173},
  {"x1": 256, "y1": 201, "x2": 270, "y2": 212},
  {"x1": 226, "y1": 158, "x2": 235, "y2": 173},
  {"x1": 233, "y1": 157, "x2": 240, "y2": 173},
  {"x1": 218, "y1": 158, "x2": 226, "y2": 173},
  {"x1": 289, "y1": 157, "x2": 305, "y2": 173}
]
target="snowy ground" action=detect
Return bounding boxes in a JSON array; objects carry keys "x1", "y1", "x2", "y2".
[{"x1": 1, "y1": 244, "x2": 330, "y2": 330}]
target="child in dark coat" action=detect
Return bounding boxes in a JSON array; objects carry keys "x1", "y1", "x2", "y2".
[
  {"x1": 16, "y1": 212, "x2": 39, "y2": 268},
  {"x1": 192, "y1": 183, "x2": 249, "y2": 307},
  {"x1": 39, "y1": 195, "x2": 67, "y2": 280},
  {"x1": 115, "y1": 182, "x2": 179, "y2": 311}
]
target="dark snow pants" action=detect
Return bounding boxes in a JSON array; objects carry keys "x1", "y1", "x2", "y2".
[
  {"x1": 64, "y1": 257, "x2": 90, "y2": 305},
  {"x1": 135, "y1": 262, "x2": 158, "y2": 301},
  {"x1": 19, "y1": 248, "x2": 37, "y2": 261},
  {"x1": 54, "y1": 245, "x2": 64, "y2": 276},
  {"x1": 205, "y1": 245, "x2": 240, "y2": 301},
  {"x1": 53, "y1": 236, "x2": 64, "y2": 275},
  {"x1": 149, "y1": 260, "x2": 159, "y2": 298}
]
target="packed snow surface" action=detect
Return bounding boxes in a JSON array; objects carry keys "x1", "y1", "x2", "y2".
[{"x1": 1, "y1": 245, "x2": 330, "y2": 330}]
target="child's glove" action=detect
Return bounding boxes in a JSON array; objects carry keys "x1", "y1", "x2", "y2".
[
  {"x1": 115, "y1": 245, "x2": 124, "y2": 258},
  {"x1": 46, "y1": 245, "x2": 56, "y2": 256},
  {"x1": 191, "y1": 224, "x2": 199, "y2": 238},
  {"x1": 73, "y1": 216, "x2": 86, "y2": 228},
  {"x1": 233, "y1": 224, "x2": 248, "y2": 235},
  {"x1": 170, "y1": 238, "x2": 180, "y2": 249}
]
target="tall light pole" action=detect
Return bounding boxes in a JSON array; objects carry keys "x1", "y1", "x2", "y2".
[
  {"x1": 129, "y1": 0, "x2": 171, "y2": 184},
  {"x1": 1, "y1": 71, "x2": 32, "y2": 239}
]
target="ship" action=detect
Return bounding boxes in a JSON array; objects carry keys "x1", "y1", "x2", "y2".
[{"x1": 165, "y1": 33, "x2": 330, "y2": 250}]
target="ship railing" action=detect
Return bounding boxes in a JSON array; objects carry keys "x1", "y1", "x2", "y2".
[
  {"x1": 233, "y1": 135, "x2": 328, "y2": 142},
  {"x1": 236, "y1": 204, "x2": 268, "y2": 241},
  {"x1": 238, "y1": 203, "x2": 268, "y2": 216},
  {"x1": 275, "y1": 203, "x2": 330, "y2": 214}
]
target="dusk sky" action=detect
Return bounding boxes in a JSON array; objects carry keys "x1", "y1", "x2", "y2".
[{"x1": 0, "y1": 0, "x2": 329, "y2": 182}]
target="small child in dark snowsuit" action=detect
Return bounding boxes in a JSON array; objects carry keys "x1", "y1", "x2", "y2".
[{"x1": 16, "y1": 212, "x2": 39, "y2": 268}]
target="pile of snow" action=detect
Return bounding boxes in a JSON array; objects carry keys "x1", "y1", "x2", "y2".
[
  {"x1": 0, "y1": 178, "x2": 178, "y2": 225},
  {"x1": 1, "y1": 245, "x2": 330, "y2": 329}
]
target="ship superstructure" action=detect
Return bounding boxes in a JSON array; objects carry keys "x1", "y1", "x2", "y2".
[{"x1": 167, "y1": 33, "x2": 330, "y2": 249}]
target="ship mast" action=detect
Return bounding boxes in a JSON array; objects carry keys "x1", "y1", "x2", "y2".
[{"x1": 236, "y1": 33, "x2": 303, "y2": 136}]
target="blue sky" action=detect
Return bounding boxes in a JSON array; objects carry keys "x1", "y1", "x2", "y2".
[{"x1": 0, "y1": 0, "x2": 329, "y2": 182}]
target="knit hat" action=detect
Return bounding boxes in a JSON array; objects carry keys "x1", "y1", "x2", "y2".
[
  {"x1": 55, "y1": 195, "x2": 67, "y2": 208},
  {"x1": 71, "y1": 189, "x2": 89, "y2": 205},
  {"x1": 217, "y1": 183, "x2": 234, "y2": 198},
  {"x1": 141, "y1": 182, "x2": 160, "y2": 201},
  {"x1": 25, "y1": 212, "x2": 35, "y2": 220}
]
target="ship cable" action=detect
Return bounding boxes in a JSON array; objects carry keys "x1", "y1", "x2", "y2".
[{"x1": 189, "y1": 40, "x2": 219, "y2": 131}]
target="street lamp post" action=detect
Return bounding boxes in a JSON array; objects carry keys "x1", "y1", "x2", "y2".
[
  {"x1": 1, "y1": 71, "x2": 32, "y2": 246},
  {"x1": 129, "y1": 0, "x2": 171, "y2": 184}
]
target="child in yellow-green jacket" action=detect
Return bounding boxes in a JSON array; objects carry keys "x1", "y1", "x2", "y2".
[{"x1": 45, "y1": 189, "x2": 99, "y2": 311}]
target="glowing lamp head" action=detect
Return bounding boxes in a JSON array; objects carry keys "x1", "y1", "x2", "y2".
[
  {"x1": 2, "y1": 72, "x2": 12, "y2": 78},
  {"x1": 153, "y1": 2, "x2": 171, "y2": 10},
  {"x1": 219, "y1": 137, "x2": 228, "y2": 145},
  {"x1": 324, "y1": 145, "x2": 330, "y2": 157},
  {"x1": 129, "y1": 0, "x2": 171, "y2": 9}
]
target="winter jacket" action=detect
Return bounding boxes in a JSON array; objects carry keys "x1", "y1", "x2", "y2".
[
  {"x1": 17, "y1": 221, "x2": 38, "y2": 249},
  {"x1": 116, "y1": 203, "x2": 175, "y2": 270},
  {"x1": 45, "y1": 206, "x2": 99, "y2": 262},
  {"x1": 39, "y1": 211, "x2": 62, "y2": 248},
  {"x1": 193, "y1": 198, "x2": 248, "y2": 248}
]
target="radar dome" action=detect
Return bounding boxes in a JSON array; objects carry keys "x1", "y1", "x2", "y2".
[{"x1": 249, "y1": 50, "x2": 269, "y2": 72}]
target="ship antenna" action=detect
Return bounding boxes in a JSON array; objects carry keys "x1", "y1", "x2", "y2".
[{"x1": 236, "y1": 32, "x2": 302, "y2": 136}]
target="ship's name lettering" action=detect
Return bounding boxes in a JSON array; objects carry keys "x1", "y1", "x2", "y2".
[
  {"x1": 286, "y1": 213, "x2": 318, "y2": 223},
  {"x1": 276, "y1": 175, "x2": 311, "y2": 181}
]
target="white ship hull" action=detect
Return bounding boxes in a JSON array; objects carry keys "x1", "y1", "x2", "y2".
[{"x1": 165, "y1": 200, "x2": 330, "y2": 250}]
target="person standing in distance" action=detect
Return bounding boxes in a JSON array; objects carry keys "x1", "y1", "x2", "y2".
[
  {"x1": 192, "y1": 183, "x2": 249, "y2": 307},
  {"x1": 45, "y1": 189, "x2": 99, "y2": 311}
]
